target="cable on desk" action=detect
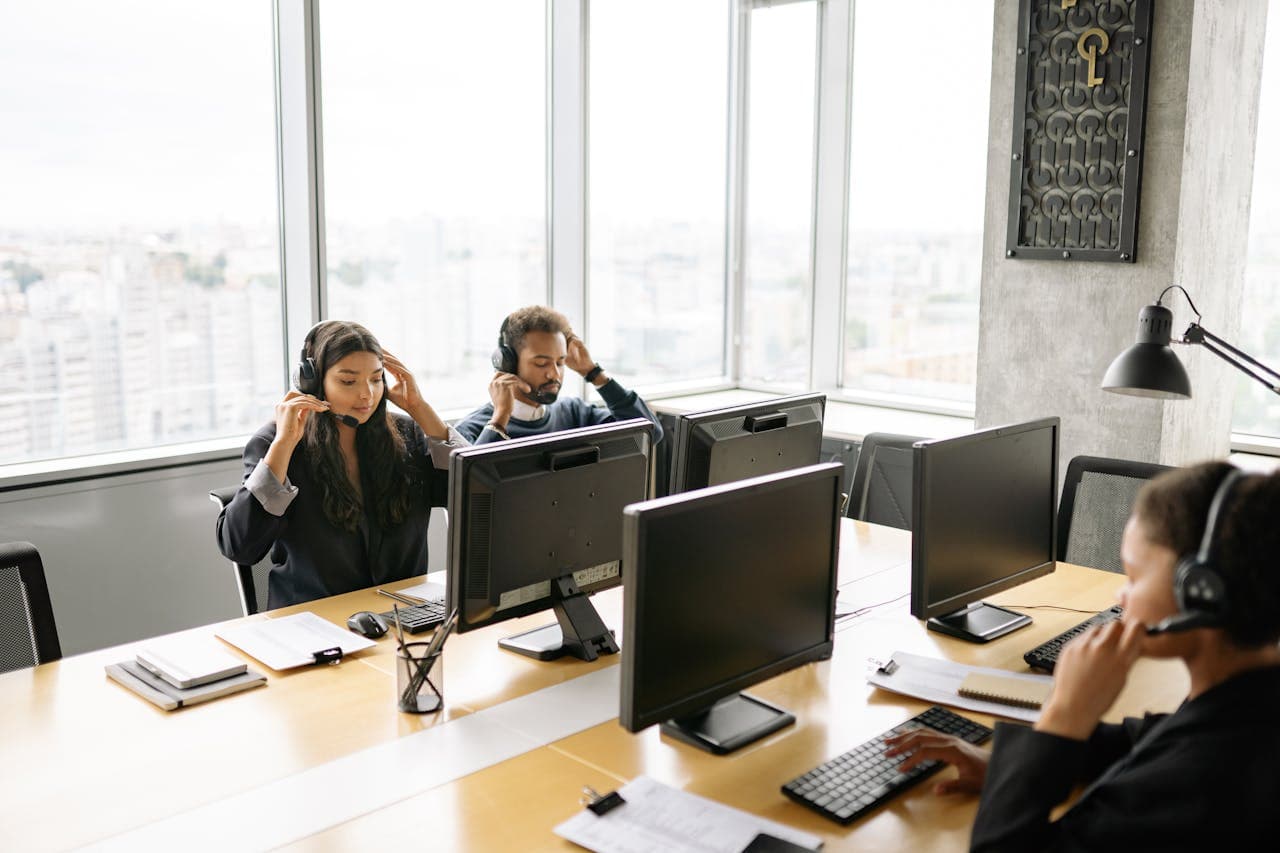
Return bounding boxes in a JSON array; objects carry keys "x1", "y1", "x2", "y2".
[
  {"x1": 837, "y1": 591, "x2": 911, "y2": 621},
  {"x1": 1000, "y1": 603, "x2": 1110, "y2": 614}
]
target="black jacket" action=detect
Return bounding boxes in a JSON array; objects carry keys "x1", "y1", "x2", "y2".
[
  {"x1": 971, "y1": 665, "x2": 1280, "y2": 851},
  {"x1": 216, "y1": 415, "x2": 448, "y2": 609}
]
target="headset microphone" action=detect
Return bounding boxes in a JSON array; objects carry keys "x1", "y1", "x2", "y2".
[
  {"x1": 1146, "y1": 611, "x2": 1221, "y2": 636},
  {"x1": 331, "y1": 412, "x2": 359, "y2": 428}
]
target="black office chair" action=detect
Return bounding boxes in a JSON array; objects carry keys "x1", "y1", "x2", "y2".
[
  {"x1": 1057, "y1": 455, "x2": 1173, "y2": 574},
  {"x1": 846, "y1": 433, "x2": 925, "y2": 531},
  {"x1": 209, "y1": 487, "x2": 268, "y2": 616},
  {"x1": 0, "y1": 541, "x2": 62, "y2": 674}
]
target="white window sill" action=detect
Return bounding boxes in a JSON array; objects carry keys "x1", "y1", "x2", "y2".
[{"x1": 4, "y1": 392, "x2": 1274, "y2": 491}]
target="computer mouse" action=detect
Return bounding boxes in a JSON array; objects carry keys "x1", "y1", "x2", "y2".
[{"x1": 346, "y1": 610, "x2": 389, "y2": 639}]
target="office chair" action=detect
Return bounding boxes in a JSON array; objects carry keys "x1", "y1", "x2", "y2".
[
  {"x1": 208, "y1": 487, "x2": 267, "y2": 616},
  {"x1": 1058, "y1": 455, "x2": 1172, "y2": 573},
  {"x1": 847, "y1": 433, "x2": 924, "y2": 531},
  {"x1": 0, "y1": 541, "x2": 62, "y2": 674}
]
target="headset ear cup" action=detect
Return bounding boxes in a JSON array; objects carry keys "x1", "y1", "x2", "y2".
[
  {"x1": 1174, "y1": 556, "x2": 1228, "y2": 617},
  {"x1": 295, "y1": 356, "x2": 318, "y2": 395},
  {"x1": 491, "y1": 345, "x2": 518, "y2": 374}
]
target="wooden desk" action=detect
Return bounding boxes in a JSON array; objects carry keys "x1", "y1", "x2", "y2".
[{"x1": 0, "y1": 520, "x2": 1187, "y2": 851}]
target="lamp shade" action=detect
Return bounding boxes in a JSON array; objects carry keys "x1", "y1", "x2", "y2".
[{"x1": 1101, "y1": 303, "x2": 1193, "y2": 399}]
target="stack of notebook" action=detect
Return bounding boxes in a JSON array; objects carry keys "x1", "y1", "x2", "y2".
[{"x1": 106, "y1": 638, "x2": 266, "y2": 710}]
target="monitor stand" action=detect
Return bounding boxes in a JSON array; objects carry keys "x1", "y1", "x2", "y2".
[
  {"x1": 498, "y1": 575, "x2": 619, "y2": 662},
  {"x1": 926, "y1": 601, "x2": 1030, "y2": 643},
  {"x1": 660, "y1": 693, "x2": 795, "y2": 755}
]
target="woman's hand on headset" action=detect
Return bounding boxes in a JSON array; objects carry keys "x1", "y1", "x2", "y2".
[
  {"x1": 381, "y1": 350, "x2": 422, "y2": 415},
  {"x1": 1036, "y1": 618, "x2": 1145, "y2": 741},
  {"x1": 265, "y1": 391, "x2": 329, "y2": 482},
  {"x1": 382, "y1": 350, "x2": 451, "y2": 440},
  {"x1": 273, "y1": 390, "x2": 329, "y2": 448}
]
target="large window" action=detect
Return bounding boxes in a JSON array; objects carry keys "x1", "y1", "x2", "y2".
[
  {"x1": 1234, "y1": 4, "x2": 1280, "y2": 444},
  {"x1": 0, "y1": 2, "x2": 283, "y2": 466},
  {"x1": 738, "y1": 0, "x2": 819, "y2": 389},
  {"x1": 587, "y1": 0, "x2": 730, "y2": 388},
  {"x1": 842, "y1": 0, "x2": 992, "y2": 409},
  {"x1": 319, "y1": 0, "x2": 547, "y2": 413}
]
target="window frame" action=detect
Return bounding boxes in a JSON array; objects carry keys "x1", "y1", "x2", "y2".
[{"x1": 2, "y1": 0, "x2": 1274, "y2": 489}]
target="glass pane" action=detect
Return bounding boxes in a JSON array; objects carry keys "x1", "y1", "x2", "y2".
[
  {"x1": 739, "y1": 1, "x2": 818, "y2": 388},
  {"x1": 320, "y1": 1, "x2": 546, "y2": 412},
  {"x1": 842, "y1": 0, "x2": 993, "y2": 407},
  {"x1": 1234, "y1": 5, "x2": 1280, "y2": 441},
  {"x1": 588, "y1": 0, "x2": 729, "y2": 386},
  {"x1": 0, "y1": 2, "x2": 282, "y2": 466}
]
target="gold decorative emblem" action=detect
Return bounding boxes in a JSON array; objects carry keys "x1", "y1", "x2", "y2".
[{"x1": 1076, "y1": 27, "x2": 1110, "y2": 86}]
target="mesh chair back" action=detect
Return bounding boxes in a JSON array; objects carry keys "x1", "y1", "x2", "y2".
[
  {"x1": 848, "y1": 433, "x2": 924, "y2": 531},
  {"x1": 0, "y1": 542, "x2": 61, "y2": 674},
  {"x1": 1058, "y1": 455, "x2": 1172, "y2": 573},
  {"x1": 209, "y1": 488, "x2": 269, "y2": 616}
]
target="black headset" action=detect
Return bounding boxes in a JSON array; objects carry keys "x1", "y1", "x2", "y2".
[
  {"x1": 1147, "y1": 467, "x2": 1247, "y2": 635},
  {"x1": 491, "y1": 316, "x2": 518, "y2": 374},
  {"x1": 293, "y1": 322, "x2": 324, "y2": 396}
]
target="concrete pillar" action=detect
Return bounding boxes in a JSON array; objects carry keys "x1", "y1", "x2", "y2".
[{"x1": 975, "y1": 0, "x2": 1269, "y2": 469}]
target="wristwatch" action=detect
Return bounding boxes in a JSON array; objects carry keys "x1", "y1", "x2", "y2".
[
  {"x1": 583, "y1": 364, "x2": 604, "y2": 384},
  {"x1": 484, "y1": 422, "x2": 510, "y2": 440}
]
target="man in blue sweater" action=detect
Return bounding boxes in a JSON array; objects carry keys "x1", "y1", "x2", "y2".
[{"x1": 455, "y1": 305, "x2": 664, "y2": 445}]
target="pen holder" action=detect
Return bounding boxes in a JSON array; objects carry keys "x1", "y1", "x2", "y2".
[{"x1": 396, "y1": 641, "x2": 443, "y2": 714}]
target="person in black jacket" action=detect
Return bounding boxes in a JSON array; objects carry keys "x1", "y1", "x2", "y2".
[
  {"x1": 216, "y1": 321, "x2": 466, "y2": 609},
  {"x1": 884, "y1": 461, "x2": 1280, "y2": 850}
]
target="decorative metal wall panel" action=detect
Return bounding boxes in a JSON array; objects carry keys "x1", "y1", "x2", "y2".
[{"x1": 1006, "y1": 0, "x2": 1152, "y2": 262}]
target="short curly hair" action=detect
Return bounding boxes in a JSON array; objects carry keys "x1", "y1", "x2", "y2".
[
  {"x1": 1134, "y1": 461, "x2": 1280, "y2": 647},
  {"x1": 504, "y1": 305, "x2": 573, "y2": 354}
]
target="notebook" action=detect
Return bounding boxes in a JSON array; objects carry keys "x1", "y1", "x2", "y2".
[
  {"x1": 958, "y1": 672, "x2": 1053, "y2": 710},
  {"x1": 106, "y1": 660, "x2": 266, "y2": 711},
  {"x1": 135, "y1": 638, "x2": 247, "y2": 689}
]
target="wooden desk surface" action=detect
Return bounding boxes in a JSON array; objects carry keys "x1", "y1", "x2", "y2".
[{"x1": 0, "y1": 520, "x2": 1188, "y2": 851}]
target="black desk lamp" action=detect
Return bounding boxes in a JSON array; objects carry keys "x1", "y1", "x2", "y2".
[{"x1": 1102, "y1": 285, "x2": 1280, "y2": 399}]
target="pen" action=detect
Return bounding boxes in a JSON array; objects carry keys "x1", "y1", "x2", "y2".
[
  {"x1": 424, "y1": 608, "x2": 458, "y2": 660},
  {"x1": 378, "y1": 588, "x2": 427, "y2": 606},
  {"x1": 392, "y1": 602, "x2": 406, "y2": 650}
]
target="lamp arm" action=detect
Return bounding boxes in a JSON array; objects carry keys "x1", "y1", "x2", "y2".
[{"x1": 1183, "y1": 323, "x2": 1280, "y2": 395}]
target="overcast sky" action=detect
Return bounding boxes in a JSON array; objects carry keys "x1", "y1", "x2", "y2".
[{"x1": 0, "y1": 0, "x2": 1274, "y2": 235}]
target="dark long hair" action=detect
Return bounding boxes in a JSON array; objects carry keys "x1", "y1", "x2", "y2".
[{"x1": 301, "y1": 321, "x2": 413, "y2": 532}]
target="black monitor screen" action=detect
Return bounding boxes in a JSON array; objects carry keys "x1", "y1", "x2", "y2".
[
  {"x1": 910, "y1": 417, "x2": 1059, "y2": 619},
  {"x1": 621, "y1": 463, "x2": 841, "y2": 733},
  {"x1": 447, "y1": 420, "x2": 653, "y2": 637},
  {"x1": 669, "y1": 393, "x2": 826, "y2": 494}
]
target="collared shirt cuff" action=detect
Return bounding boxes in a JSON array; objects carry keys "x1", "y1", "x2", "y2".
[
  {"x1": 246, "y1": 459, "x2": 298, "y2": 516},
  {"x1": 427, "y1": 424, "x2": 469, "y2": 469}
]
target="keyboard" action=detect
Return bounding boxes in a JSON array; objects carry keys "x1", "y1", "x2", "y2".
[
  {"x1": 781, "y1": 706, "x2": 992, "y2": 825},
  {"x1": 379, "y1": 599, "x2": 447, "y2": 635},
  {"x1": 1023, "y1": 604, "x2": 1124, "y2": 672}
]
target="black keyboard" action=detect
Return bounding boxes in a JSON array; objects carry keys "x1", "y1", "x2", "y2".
[
  {"x1": 1023, "y1": 605, "x2": 1124, "y2": 672},
  {"x1": 379, "y1": 600, "x2": 446, "y2": 634},
  {"x1": 781, "y1": 706, "x2": 992, "y2": 825}
]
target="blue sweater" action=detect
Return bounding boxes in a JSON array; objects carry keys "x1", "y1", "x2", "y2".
[{"x1": 455, "y1": 378, "x2": 664, "y2": 446}]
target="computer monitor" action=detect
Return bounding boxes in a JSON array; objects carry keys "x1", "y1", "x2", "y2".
[
  {"x1": 667, "y1": 393, "x2": 826, "y2": 494},
  {"x1": 909, "y1": 416, "x2": 1060, "y2": 643},
  {"x1": 620, "y1": 462, "x2": 842, "y2": 755},
  {"x1": 446, "y1": 419, "x2": 654, "y2": 661}
]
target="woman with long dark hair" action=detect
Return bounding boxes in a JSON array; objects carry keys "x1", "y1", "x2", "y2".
[{"x1": 216, "y1": 321, "x2": 466, "y2": 608}]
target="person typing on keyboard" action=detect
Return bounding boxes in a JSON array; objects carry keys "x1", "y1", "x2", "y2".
[{"x1": 885, "y1": 461, "x2": 1280, "y2": 850}]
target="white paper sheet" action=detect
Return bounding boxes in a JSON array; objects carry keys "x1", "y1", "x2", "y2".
[
  {"x1": 555, "y1": 775, "x2": 822, "y2": 853},
  {"x1": 866, "y1": 650, "x2": 1052, "y2": 723},
  {"x1": 216, "y1": 612, "x2": 375, "y2": 671}
]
